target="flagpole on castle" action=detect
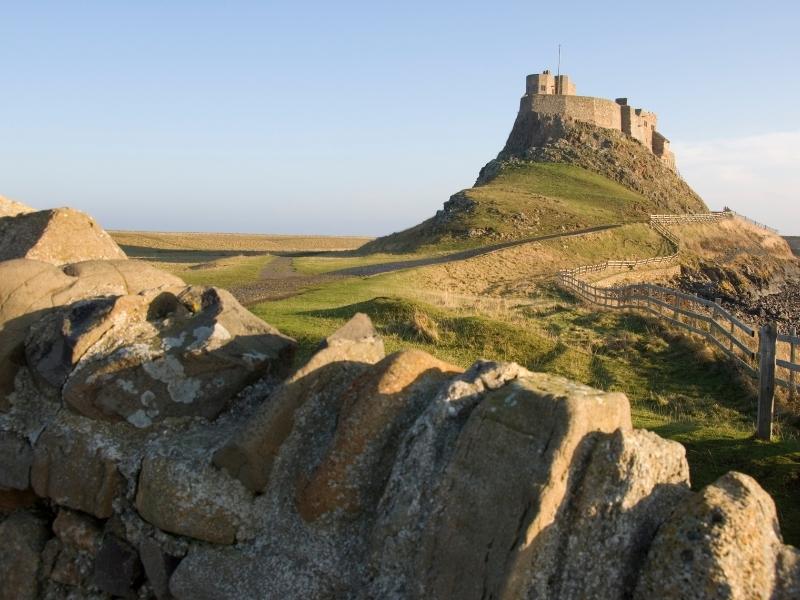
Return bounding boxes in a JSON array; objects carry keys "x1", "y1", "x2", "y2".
[{"x1": 557, "y1": 44, "x2": 561, "y2": 77}]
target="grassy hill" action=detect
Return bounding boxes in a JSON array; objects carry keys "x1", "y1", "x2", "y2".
[
  {"x1": 363, "y1": 118, "x2": 707, "y2": 254},
  {"x1": 363, "y1": 163, "x2": 666, "y2": 253}
]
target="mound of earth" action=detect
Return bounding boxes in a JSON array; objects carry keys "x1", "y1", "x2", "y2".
[
  {"x1": 2, "y1": 308, "x2": 798, "y2": 599},
  {"x1": 0, "y1": 195, "x2": 35, "y2": 218},
  {"x1": 0, "y1": 206, "x2": 127, "y2": 265},
  {"x1": 363, "y1": 116, "x2": 707, "y2": 254}
]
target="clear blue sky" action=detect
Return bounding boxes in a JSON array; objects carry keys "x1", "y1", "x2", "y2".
[{"x1": 2, "y1": 1, "x2": 798, "y2": 234}]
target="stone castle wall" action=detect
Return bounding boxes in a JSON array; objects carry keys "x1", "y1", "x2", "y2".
[
  {"x1": 524, "y1": 95, "x2": 622, "y2": 131},
  {"x1": 517, "y1": 73, "x2": 677, "y2": 171}
]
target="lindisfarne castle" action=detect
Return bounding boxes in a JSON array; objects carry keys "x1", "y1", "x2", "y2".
[{"x1": 517, "y1": 70, "x2": 676, "y2": 170}]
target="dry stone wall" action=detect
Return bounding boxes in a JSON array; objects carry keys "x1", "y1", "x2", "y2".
[{"x1": 0, "y1": 200, "x2": 798, "y2": 599}]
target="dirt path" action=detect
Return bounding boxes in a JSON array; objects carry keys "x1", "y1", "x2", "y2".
[{"x1": 229, "y1": 224, "x2": 621, "y2": 305}]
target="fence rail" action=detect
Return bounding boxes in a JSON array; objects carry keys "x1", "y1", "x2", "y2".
[{"x1": 557, "y1": 211, "x2": 797, "y2": 440}]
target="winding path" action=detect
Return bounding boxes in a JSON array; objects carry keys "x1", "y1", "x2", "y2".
[{"x1": 229, "y1": 224, "x2": 621, "y2": 305}]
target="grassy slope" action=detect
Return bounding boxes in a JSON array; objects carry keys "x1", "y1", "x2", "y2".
[
  {"x1": 362, "y1": 163, "x2": 658, "y2": 253},
  {"x1": 250, "y1": 274, "x2": 800, "y2": 544}
]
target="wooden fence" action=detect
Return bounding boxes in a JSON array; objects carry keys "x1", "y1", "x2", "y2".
[{"x1": 558, "y1": 211, "x2": 798, "y2": 440}]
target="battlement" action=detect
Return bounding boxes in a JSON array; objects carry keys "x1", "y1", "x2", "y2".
[{"x1": 520, "y1": 72, "x2": 676, "y2": 170}]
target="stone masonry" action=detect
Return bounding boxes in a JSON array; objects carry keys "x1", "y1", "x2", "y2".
[{"x1": 519, "y1": 70, "x2": 676, "y2": 170}]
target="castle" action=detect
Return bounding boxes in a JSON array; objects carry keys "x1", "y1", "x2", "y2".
[{"x1": 520, "y1": 70, "x2": 676, "y2": 170}]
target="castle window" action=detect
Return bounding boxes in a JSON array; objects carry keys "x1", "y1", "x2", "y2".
[{"x1": 541, "y1": 86, "x2": 546, "y2": 92}]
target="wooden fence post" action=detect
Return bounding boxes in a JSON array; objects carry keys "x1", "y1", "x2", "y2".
[
  {"x1": 791, "y1": 326, "x2": 797, "y2": 401},
  {"x1": 756, "y1": 323, "x2": 778, "y2": 441},
  {"x1": 712, "y1": 298, "x2": 721, "y2": 342}
]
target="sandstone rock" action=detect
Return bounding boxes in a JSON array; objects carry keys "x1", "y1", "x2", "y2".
[
  {"x1": 213, "y1": 361, "x2": 372, "y2": 493},
  {"x1": 527, "y1": 428, "x2": 692, "y2": 599},
  {"x1": 635, "y1": 471, "x2": 800, "y2": 600},
  {"x1": 369, "y1": 360, "x2": 532, "y2": 597},
  {"x1": 53, "y1": 508, "x2": 102, "y2": 555},
  {"x1": 30, "y1": 286, "x2": 296, "y2": 427},
  {"x1": 31, "y1": 419, "x2": 126, "y2": 518},
  {"x1": 0, "y1": 511, "x2": 50, "y2": 600},
  {"x1": 416, "y1": 373, "x2": 631, "y2": 599},
  {"x1": 63, "y1": 260, "x2": 184, "y2": 295},
  {"x1": 299, "y1": 312, "x2": 385, "y2": 377},
  {"x1": 214, "y1": 315, "x2": 384, "y2": 493},
  {"x1": 139, "y1": 538, "x2": 181, "y2": 600},
  {"x1": 0, "y1": 430, "x2": 33, "y2": 490},
  {"x1": 135, "y1": 454, "x2": 253, "y2": 545},
  {"x1": 296, "y1": 349, "x2": 460, "y2": 521},
  {"x1": 0, "y1": 488, "x2": 38, "y2": 513},
  {"x1": 93, "y1": 534, "x2": 143, "y2": 598},
  {"x1": 0, "y1": 195, "x2": 35, "y2": 217},
  {"x1": 48, "y1": 544, "x2": 85, "y2": 588},
  {"x1": 0, "y1": 207, "x2": 127, "y2": 265},
  {"x1": 0, "y1": 258, "x2": 184, "y2": 401}
]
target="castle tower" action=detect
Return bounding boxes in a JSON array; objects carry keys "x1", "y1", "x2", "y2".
[{"x1": 525, "y1": 70, "x2": 576, "y2": 96}]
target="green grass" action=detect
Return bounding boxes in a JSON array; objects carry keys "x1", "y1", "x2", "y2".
[
  {"x1": 252, "y1": 274, "x2": 800, "y2": 544},
  {"x1": 147, "y1": 254, "x2": 276, "y2": 289},
  {"x1": 464, "y1": 162, "x2": 651, "y2": 232},
  {"x1": 293, "y1": 251, "x2": 440, "y2": 275}
]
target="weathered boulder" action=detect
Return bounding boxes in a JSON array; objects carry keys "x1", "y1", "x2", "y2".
[
  {"x1": 298, "y1": 312, "x2": 385, "y2": 376},
  {"x1": 27, "y1": 286, "x2": 296, "y2": 427},
  {"x1": 297, "y1": 349, "x2": 461, "y2": 521},
  {"x1": 63, "y1": 260, "x2": 184, "y2": 295},
  {"x1": 635, "y1": 471, "x2": 800, "y2": 600},
  {"x1": 415, "y1": 373, "x2": 632, "y2": 599},
  {"x1": 0, "y1": 195, "x2": 35, "y2": 217},
  {"x1": 135, "y1": 453, "x2": 253, "y2": 545},
  {"x1": 0, "y1": 511, "x2": 50, "y2": 600},
  {"x1": 527, "y1": 428, "x2": 692, "y2": 599},
  {"x1": 0, "y1": 207, "x2": 126, "y2": 265},
  {"x1": 0, "y1": 430, "x2": 33, "y2": 490},
  {"x1": 213, "y1": 314, "x2": 384, "y2": 492},
  {"x1": 0, "y1": 258, "x2": 183, "y2": 401},
  {"x1": 30, "y1": 415, "x2": 130, "y2": 519},
  {"x1": 52, "y1": 508, "x2": 102, "y2": 556},
  {"x1": 368, "y1": 360, "x2": 533, "y2": 597},
  {"x1": 42, "y1": 538, "x2": 90, "y2": 589},
  {"x1": 139, "y1": 538, "x2": 181, "y2": 600}
]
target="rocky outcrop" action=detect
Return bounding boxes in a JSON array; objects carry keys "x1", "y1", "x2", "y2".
[
  {"x1": 0, "y1": 258, "x2": 184, "y2": 401},
  {"x1": 2, "y1": 308, "x2": 798, "y2": 597},
  {"x1": 635, "y1": 471, "x2": 800, "y2": 599},
  {"x1": 0, "y1": 195, "x2": 35, "y2": 218},
  {"x1": 489, "y1": 114, "x2": 707, "y2": 215},
  {"x1": 29, "y1": 286, "x2": 295, "y2": 427},
  {"x1": 0, "y1": 207, "x2": 127, "y2": 265}
]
